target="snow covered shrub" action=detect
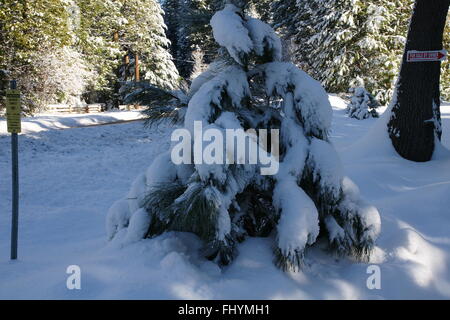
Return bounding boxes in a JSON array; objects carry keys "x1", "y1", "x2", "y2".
[
  {"x1": 44, "y1": 48, "x2": 93, "y2": 109},
  {"x1": 107, "y1": 1, "x2": 381, "y2": 271},
  {"x1": 347, "y1": 87, "x2": 380, "y2": 120},
  {"x1": 9, "y1": 47, "x2": 94, "y2": 113},
  {"x1": 0, "y1": 69, "x2": 9, "y2": 114}
]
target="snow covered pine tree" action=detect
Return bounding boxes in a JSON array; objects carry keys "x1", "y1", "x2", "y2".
[
  {"x1": 106, "y1": 1, "x2": 381, "y2": 271},
  {"x1": 347, "y1": 87, "x2": 380, "y2": 120}
]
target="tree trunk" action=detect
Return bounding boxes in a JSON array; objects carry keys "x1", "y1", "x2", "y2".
[
  {"x1": 124, "y1": 54, "x2": 129, "y2": 81},
  {"x1": 135, "y1": 54, "x2": 140, "y2": 82},
  {"x1": 388, "y1": 0, "x2": 449, "y2": 162}
]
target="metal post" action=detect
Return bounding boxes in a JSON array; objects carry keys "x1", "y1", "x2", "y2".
[{"x1": 10, "y1": 79, "x2": 19, "y2": 260}]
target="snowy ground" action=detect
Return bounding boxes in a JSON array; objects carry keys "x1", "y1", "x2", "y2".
[
  {"x1": 0, "y1": 110, "x2": 144, "y2": 134},
  {"x1": 1, "y1": 97, "x2": 450, "y2": 299}
]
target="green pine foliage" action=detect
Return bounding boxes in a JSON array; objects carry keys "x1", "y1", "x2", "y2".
[
  {"x1": 75, "y1": 0, "x2": 123, "y2": 105},
  {"x1": 0, "y1": 0, "x2": 73, "y2": 113},
  {"x1": 271, "y1": 0, "x2": 297, "y2": 47},
  {"x1": 118, "y1": 0, "x2": 179, "y2": 89},
  {"x1": 291, "y1": 0, "x2": 413, "y2": 104},
  {"x1": 272, "y1": 0, "x2": 449, "y2": 103},
  {"x1": 162, "y1": 0, "x2": 275, "y2": 80},
  {"x1": 162, "y1": 0, "x2": 224, "y2": 79},
  {"x1": 0, "y1": 0, "x2": 178, "y2": 113}
]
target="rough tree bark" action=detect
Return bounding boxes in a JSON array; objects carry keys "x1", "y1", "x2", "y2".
[{"x1": 388, "y1": 0, "x2": 450, "y2": 162}]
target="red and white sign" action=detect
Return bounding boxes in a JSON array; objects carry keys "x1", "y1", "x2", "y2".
[{"x1": 407, "y1": 50, "x2": 447, "y2": 62}]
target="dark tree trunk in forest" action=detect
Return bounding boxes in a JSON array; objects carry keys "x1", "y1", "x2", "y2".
[{"x1": 388, "y1": 0, "x2": 449, "y2": 162}]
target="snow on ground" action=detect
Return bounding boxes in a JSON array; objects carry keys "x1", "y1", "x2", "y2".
[
  {"x1": 0, "y1": 110, "x2": 144, "y2": 135},
  {"x1": 0, "y1": 96, "x2": 450, "y2": 299}
]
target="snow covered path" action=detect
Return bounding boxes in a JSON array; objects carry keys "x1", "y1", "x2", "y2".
[
  {"x1": 0, "y1": 110, "x2": 145, "y2": 134},
  {"x1": 1, "y1": 98, "x2": 450, "y2": 299}
]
